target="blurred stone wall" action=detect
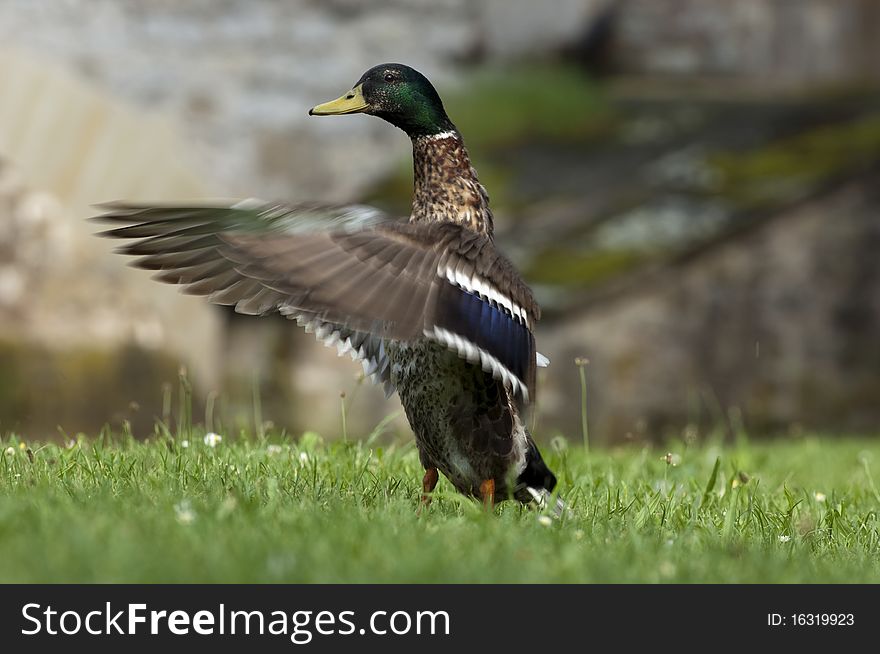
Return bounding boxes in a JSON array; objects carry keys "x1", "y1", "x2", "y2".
[
  {"x1": 0, "y1": 0, "x2": 607, "y2": 437},
  {"x1": 0, "y1": 157, "x2": 209, "y2": 436},
  {"x1": 539, "y1": 172, "x2": 880, "y2": 441},
  {"x1": 0, "y1": 0, "x2": 605, "y2": 201},
  {"x1": 612, "y1": 0, "x2": 880, "y2": 84},
  {"x1": 0, "y1": 1, "x2": 878, "y2": 440},
  {"x1": 1, "y1": 0, "x2": 873, "y2": 202}
]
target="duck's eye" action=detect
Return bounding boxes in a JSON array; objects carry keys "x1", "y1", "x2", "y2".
[{"x1": 384, "y1": 73, "x2": 395, "y2": 83}]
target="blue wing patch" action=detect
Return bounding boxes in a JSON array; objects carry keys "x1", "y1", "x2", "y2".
[{"x1": 431, "y1": 282, "x2": 535, "y2": 396}]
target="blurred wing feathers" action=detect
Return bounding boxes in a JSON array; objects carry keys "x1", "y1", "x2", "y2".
[{"x1": 94, "y1": 201, "x2": 540, "y2": 400}]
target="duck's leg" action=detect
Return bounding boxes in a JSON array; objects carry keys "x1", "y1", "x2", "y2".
[
  {"x1": 479, "y1": 478, "x2": 495, "y2": 510},
  {"x1": 418, "y1": 467, "x2": 439, "y2": 514}
]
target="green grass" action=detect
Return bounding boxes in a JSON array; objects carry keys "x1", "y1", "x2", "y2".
[{"x1": 1, "y1": 429, "x2": 879, "y2": 583}]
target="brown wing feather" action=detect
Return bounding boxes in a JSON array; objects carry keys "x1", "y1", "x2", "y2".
[{"x1": 93, "y1": 202, "x2": 541, "y2": 400}]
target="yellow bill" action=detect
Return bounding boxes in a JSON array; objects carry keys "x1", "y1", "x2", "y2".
[{"x1": 309, "y1": 84, "x2": 369, "y2": 116}]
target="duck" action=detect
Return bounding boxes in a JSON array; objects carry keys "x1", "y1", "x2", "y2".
[{"x1": 95, "y1": 63, "x2": 561, "y2": 514}]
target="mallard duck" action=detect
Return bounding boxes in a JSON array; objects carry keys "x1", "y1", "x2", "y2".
[{"x1": 95, "y1": 63, "x2": 560, "y2": 513}]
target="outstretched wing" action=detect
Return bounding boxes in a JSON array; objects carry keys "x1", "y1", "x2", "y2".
[{"x1": 93, "y1": 201, "x2": 542, "y2": 400}]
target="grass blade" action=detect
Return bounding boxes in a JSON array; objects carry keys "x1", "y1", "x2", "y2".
[{"x1": 701, "y1": 456, "x2": 721, "y2": 508}]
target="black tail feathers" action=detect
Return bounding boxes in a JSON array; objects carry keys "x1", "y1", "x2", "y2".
[
  {"x1": 516, "y1": 438, "x2": 556, "y2": 493},
  {"x1": 515, "y1": 438, "x2": 568, "y2": 518}
]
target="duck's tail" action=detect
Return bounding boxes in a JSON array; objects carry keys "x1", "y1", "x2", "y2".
[{"x1": 515, "y1": 436, "x2": 568, "y2": 518}]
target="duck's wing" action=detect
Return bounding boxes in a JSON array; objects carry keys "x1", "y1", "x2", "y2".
[
  {"x1": 95, "y1": 201, "x2": 396, "y2": 392},
  {"x1": 291, "y1": 310, "x2": 395, "y2": 398},
  {"x1": 93, "y1": 200, "x2": 541, "y2": 401}
]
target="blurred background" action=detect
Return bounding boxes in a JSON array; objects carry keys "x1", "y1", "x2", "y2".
[{"x1": 1, "y1": 0, "x2": 878, "y2": 445}]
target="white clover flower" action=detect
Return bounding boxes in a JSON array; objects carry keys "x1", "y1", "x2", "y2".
[
  {"x1": 180, "y1": 440, "x2": 190, "y2": 449},
  {"x1": 537, "y1": 515, "x2": 553, "y2": 527},
  {"x1": 779, "y1": 535, "x2": 791, "y2": 543},
  {"x1": 203, "y1": 432, "x2": 222, "y2": 448},
  {"x1": 267, "y1": 445, "x2": 283, "y2": 455},
  {"x1": 174, "y1": 501, "x2": 195, "y2": 525},
  {"x1": 299, "y1": 451, "x2": 309, "y2": 464},
  {"x1": 814, "y1": 492, "x2": 826, "y2": 502},
  {"x1": 4, "y1": 446, "x2": 14, "y2": 457}
]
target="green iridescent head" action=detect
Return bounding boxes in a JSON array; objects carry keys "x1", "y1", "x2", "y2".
[{"x1": 309, "y1": 63, "x2": 455, "y2": 138}]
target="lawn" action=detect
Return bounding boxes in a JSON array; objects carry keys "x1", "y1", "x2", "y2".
[{"x1": 1, "y1": 428, "x2": 879, "y2": 583}]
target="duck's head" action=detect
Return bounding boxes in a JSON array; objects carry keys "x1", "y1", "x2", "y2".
[{"x1": 309, "y1": 63, "x2": 455, "y2": 138}]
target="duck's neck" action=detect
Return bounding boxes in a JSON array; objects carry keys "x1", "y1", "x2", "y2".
[{"x1": 410, "y1": 130, "x2": 493, "y2": 237}]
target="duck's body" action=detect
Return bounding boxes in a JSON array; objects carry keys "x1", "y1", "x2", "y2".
[
  {"x1": 95, "y1": 63, "x2": 559, "y2": 510},
  {"x1": 392, "y1": 125, "x2": 551, "y2": 504}
]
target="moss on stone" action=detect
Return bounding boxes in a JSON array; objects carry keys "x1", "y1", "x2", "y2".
[
  {"x1": 710, "y1": 113, "x2": 880, "y2": 207},
  {"x1": 524, "y1": 247, "x2": 646, "y2": 287},
  {"x1": 445, "y1": 65, "x2": 613, "y2": 150}
]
